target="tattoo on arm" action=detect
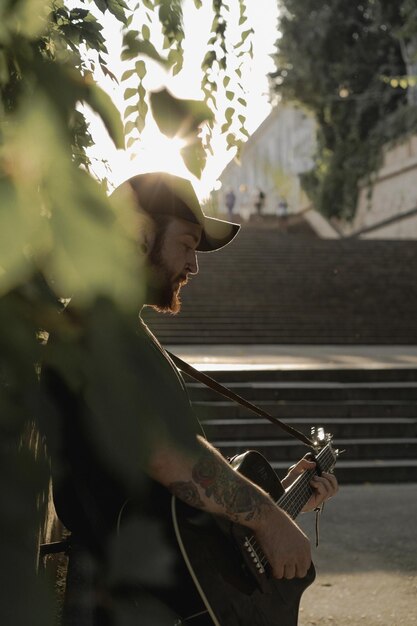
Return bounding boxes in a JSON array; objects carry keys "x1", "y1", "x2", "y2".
[
  {"x1": 169, "y1": 480, "x2": 205, "y2": 509},
  {"x1": 171, "y1": 446, "x2": 273, "y2": 523}
]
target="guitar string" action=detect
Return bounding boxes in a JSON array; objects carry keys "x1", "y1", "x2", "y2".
[
  {"x1": 244, "y1": 446, "x2": 335, "y2": 568},
  {"x1": 255, "y1": 467, "x2": 316, "y2": 565},
  {"x1": 255, "y1": 447, "x2": 335, "y2": 565},
  {"x1": 278, "y1": 447, "x2": 334, "y2": 514},
  {"x1": 283, "y1": 447, "x2": 335, "y2": 515},
  {"x1": 247, "y1": 462, "x2": 322, "y2": 562},
  {"x1": 247, "y1": 469, "x2": 315, "y2": 566}
]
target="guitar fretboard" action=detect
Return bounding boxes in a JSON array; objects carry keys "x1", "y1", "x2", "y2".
[
  {"x1": 244, "y1": 443, "x2": 336, "y2": 572},
  {"x1": 278, "y1": 444, "x2": 336, "y2": 518}
]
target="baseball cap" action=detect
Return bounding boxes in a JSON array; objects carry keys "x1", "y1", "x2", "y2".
[{"x1": 120, "y1": 171, "x2": 240, "y2": 252}]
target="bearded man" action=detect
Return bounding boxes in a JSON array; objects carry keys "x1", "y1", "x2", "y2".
[{"x1": 42, "y1": 171, "x2": 338, "y2": 625}]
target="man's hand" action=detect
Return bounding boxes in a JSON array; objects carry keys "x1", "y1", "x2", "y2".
[
  {"x1": 281, "y1": 457, "x2": 339, "y2": 512},
  {"x1": 150, "y1": 438, "x2": 335, "y2": 580},
  {"x1": 250, "y1": 508, "x2": 312, "y2": 580}
]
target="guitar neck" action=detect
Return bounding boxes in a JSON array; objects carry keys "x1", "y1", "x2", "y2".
[{"x1": 277, "y1": 444, "x2": 335, "y2": 519}]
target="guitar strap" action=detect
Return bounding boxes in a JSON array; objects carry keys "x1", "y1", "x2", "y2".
[{"x1": 167, "y1": 351, "x2": 316, "y2": 449}]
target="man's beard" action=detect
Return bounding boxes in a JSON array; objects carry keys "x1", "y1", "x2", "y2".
[{"x1": 146, "y1": 243, "x2": 187, "y2": 314}]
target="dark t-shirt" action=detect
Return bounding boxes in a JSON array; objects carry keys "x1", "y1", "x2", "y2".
[{"x1": 39, "y1": 316, "x2": 202, "y2": 554}]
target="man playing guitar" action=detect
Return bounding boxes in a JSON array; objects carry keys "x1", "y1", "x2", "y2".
[{"x1": 43, "y1": 172, "x2": 338, "y2": 625}]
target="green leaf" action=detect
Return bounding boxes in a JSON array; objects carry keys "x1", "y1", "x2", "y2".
[
  {"x1": 142, "y1": 24, "x2": 151, "y2": 40},
  {"x1": 106, "y1": 0, "x2": 129, "y2": 25},
  {"x1": 223, "y1": 75, "x2": 230, "y2": 88},
  {"x1": 135, "y1": 60, "x2": 147, "y2": 79},
  {"x1": 47, "y1": 169, "x2": 143, "y2": 308},
  {"x1": 136, "y1": 115, "x2": 146, "y2": 132},
  {"x1": 225, "y1": 107, "x2": 234, "y2": 122},
  {"x1": 124, "y1": 87, "x2": 137, "y2": 100},
  {"x1": 93, "y1": 0, "x2": 107, "y2": 11},
  {"x1": 100, "y1": 64, "x2": 118, "y2": 83},
  {"x1": 122, "y1": 33, "x2": 170, "y2": 67},
  {"x1": 138, "y1": 83, "x2": 146, "y2": 101},
  {"x1": 240, "y1": 28, "x2": 253, "y2": 44},
  {"x1": 226, "y1": 132, "x2": 237, "y2": 150},
  {"x1": 138, "y1": 98, "x2": 148, "y2": 118},
  {"x1": 124, "y1": 103, "x2": 138, "y2": 118},
  {"x1": 124, "y1": 120, "x2": 136, "y2": 134},
  {"x1": 121, "y1": 68, "x2": 136, "y2": 81},
  {"x1": 202, "y1": 50, "x2": 216, "y2": 69},
  {"x1": 0, "y1": 50, "x2": 9, "y2": 84},
  {"x1": 172, "y1": 58, "x2": 184, "y2": 76},
  {"x1": 180, "y1": 138, "x2": 206, "y2": 179},
  {"x1": 225, "y1": 90, "x2": 234, "y2": 100},
  {"x1": 150, "y1": 88, "x2": 214, "y2": 139},
  {"x1": 83, "y1": 82, "x2": 124, "y2": 149},
  {"x1": 0, "y1": 179, "x2": 34, "y2": 294}
]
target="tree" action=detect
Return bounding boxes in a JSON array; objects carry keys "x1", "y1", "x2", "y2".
[
  {"x1": 271, "y1": 0, "x2": 417, "y2": 221},
  {"x1": 0, "y1": 1, "x2": 251, "y2": 623}
]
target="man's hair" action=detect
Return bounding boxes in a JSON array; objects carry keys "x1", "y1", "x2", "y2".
[{"x1": 147, "y1": 213, "x2": 172, "y2": 262}]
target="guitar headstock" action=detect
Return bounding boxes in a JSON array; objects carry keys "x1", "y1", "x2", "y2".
[
  {"x1": 311, "y1": 426, "x2": 332, "y2": 450},
  {"x1": 311, "y1": 427, "x2": 340, "y2": 473}
]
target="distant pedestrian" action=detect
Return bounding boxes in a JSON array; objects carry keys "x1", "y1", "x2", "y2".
[
  {"x1": 225, "y1": 189, "x2": 236, "y2": 218},
  {"x1": 255, "y1": 189, "x2": 266, "y2": 215},
  {"x1": 277, "y1": 199, "x2": 288, "y2": 217}
]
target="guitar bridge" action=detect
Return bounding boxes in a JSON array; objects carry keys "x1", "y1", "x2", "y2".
[{"x1": 244, "y1": 536, "x2": 266, "y2": 574}]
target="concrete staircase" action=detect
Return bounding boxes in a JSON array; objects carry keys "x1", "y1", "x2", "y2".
[
  {"x1": 142, "y1": 223, "x2": 417, "y2": 344},
  {"x1": 185, "y1": 367, "x2": 417, "y2": 484}
]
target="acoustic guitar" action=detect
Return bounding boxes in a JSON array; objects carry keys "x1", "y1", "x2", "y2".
[{"x1": 171, "y1": 433, "x2": 338, "y2": 626}]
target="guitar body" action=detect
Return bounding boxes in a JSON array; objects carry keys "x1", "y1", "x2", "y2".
[{"x1": 172, "y1": 451, "x2": 316, "y2": 626}]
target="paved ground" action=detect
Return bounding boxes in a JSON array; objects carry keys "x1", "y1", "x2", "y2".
[{"x1": 297, "y1": 483, "x2": 417, "y2": 626}]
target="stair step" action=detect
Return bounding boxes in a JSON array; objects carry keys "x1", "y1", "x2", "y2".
[
  {"x1": 143, "y1": 227, "x2": 417, "y2": 345},
  {"x1": 202, "y1": 417, "x2": 417, "y2": 440},
  {"x1": 270, "y1": 459, "x2": 417, "y2": 484},
  {"x1": 188, "y1": 381, "x2": 417, "y2": 402},
  {"x1": 213, "y1": 438, "x2": 417, "y2": 462},
  {"x1": 193, "y1": 369, "x2": 417, "y2": 383},
  {"x1": 194, "y1": 400, "x2": 417, "y2": 419}
]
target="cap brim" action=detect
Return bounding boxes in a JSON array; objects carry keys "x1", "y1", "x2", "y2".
[{"x1": 197, "y1": 216, "x2": 240, "y2": 252}]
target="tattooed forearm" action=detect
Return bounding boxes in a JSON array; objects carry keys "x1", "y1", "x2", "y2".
[
  {"x1": 191, "y1": 446, "x2": 274, "y2": 523},
  {"x1": 169, "y1": 480, "x2": 205, "y2": 509}
]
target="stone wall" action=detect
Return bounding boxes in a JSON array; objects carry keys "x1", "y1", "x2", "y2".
[
  {"x1": 218, "y1": 105, "x2": 316, "y2": 219},
  {"x1": 348, "y1": 134, "x2": 417, "y2": 238}
]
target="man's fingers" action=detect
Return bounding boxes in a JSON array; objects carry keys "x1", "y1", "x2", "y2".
[
  {"x1": 310, "y1": 472, "x2": 338, "y2": 502},
  {"x1": 274, "y1": 562, "x2": 309, "y2": 580},
  {"x1": 296, "y1": 564, "x2": 309, "y2": 579},
  {"x1": 325, "y1": 472, "x2": 339, "y2": 494},
  {"x1": 284, "y1": 563, "x2": 297, "y2": 579},
  {"x1": 273, "y1": 563, "x2": 285, "y2": 579},
  {"x1": 288, "y1": 458, "x2": 316, "y2": 477}
]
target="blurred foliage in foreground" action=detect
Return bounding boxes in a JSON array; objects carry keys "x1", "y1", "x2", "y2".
[
  {"x1": 0, "y1": 0, "x2": 251, "y2": 624},
  {"x1": 271, "y1": 0, "x2": 417, "y2": 221}
]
